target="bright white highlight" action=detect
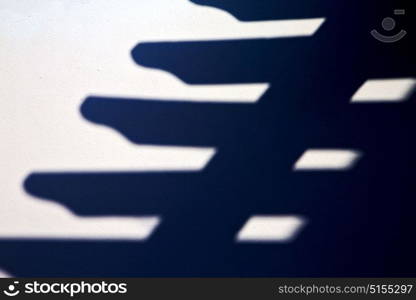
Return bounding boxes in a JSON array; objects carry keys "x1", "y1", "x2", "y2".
[
  {"x1": 1, "y1": 0, "x2": 225, "y2": 240},
  {"x1": 0, "y1": 269, "x2": 12, "y2": 278},
  {"x1": 98, "y1": 83, "x2": 269, "y2": 103},
  {"x1": 237, "y1": 216, "x2": 306, "y2": 242},
  {"x1": 351, "y1": 78, "x2": 416, "y2": 102},
  {"x1": 32, "y1": 148, "x2": 216, "y2": 172},
  {"x1": 294, "y1": 149, "x2": 361, "y2": 171},
  {"x1": 1, "y1": 215, "x2": 161, "y2": 240},
  {"x1": 154, "y1": 18, "x2": 326, "y2": 41}
]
